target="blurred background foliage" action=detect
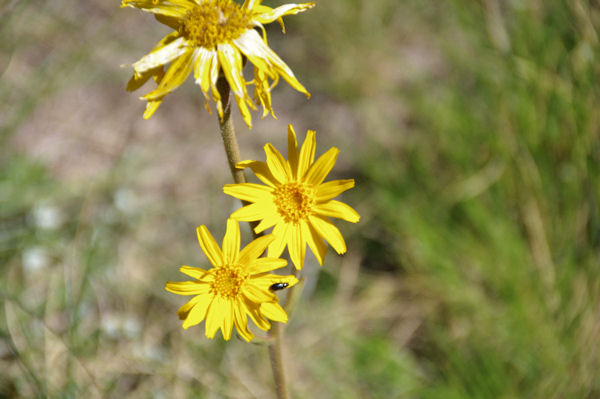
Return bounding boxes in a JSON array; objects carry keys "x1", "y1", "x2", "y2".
[{"x1": 1, "y1": 0, "x2": 599, "y2": 398}]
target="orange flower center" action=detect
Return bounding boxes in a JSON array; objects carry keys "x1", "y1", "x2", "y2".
[
  {"x1": 210, "y1": 265, "x2": 247, "y2": 298},
  {"x1": 273, "y1": 182, "x2": 315, "y2": 223},
  {"x1": 180, "y1": 0, "x2": 251, "y2": 47}
]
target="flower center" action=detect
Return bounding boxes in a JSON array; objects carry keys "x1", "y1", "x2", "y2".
[
  {"x1": 273, "y1": 182, "x2": 315, "y2": 223},
  {"x1": 210, "y1": 265, "x2": 247, "y2": 299},
  {"x1": 180, "y1": 0, "x2": 251, "y2": 47}
]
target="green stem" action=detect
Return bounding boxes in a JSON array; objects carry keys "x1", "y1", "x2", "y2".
[{"x1": 216, "y1": 78, "x2": 288, "y2": 399}]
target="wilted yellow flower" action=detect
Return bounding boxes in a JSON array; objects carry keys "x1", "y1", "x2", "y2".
[
  {"x1": 165, "y1": 219, "x2": 298, "y2": 341},
  {"x1": 223, "y1": 125, "x2": 360, "y2": 269},
  {"x1": 122, "y1": 0, "x2": 314, "y2": 128}
]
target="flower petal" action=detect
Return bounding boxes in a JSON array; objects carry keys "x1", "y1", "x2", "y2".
[
  {"x1": 193, "y1": 47, "x2": 215, "y2": 93},
  {"x1": 205, "y1": 296, "x2": 225, "y2": 338},
  {"x1": 132, "y1": 36, "x2": 187, "y2": 74},
  {"x1": 287, "y1": 124, "x2": 299, "y2": 179},
  {"x1": 302, "y1": 221, "x2": 327, "y2": 265},
  {"x1": 223, "y1": 183, "x2": 273, "y2": 202},
  {"x1": 238, "y1": 234, "x2": 275, "y2": 265},
  {"x1": 222, "y1": 219, "x2": 241, "y2": 264},
  {"x1": 260, "y1": 302, "x2": 288, "y2": 323},
  {"x1": 234, "y1": 298, "x2": 254, "y2": 341},
  {"x1": 298, "y1": 130, "x2": 316, "y2": 178},
  {"x1": 196, "y1": 226, "x2": 224, "y2": 267},
  {"x1": 176, "y1": 295, "x2": 201, "y2": 320},
  {"x1": 142, "y1": 47, "x2": 195, "y2": 102},
  {"x1": 182, "y1": 295, "x2": 212, "y2": 329},
  {"x1": 253, "y1": 3, "x2": 315, "y2": 26},
  {"x1": 314, "y1": 200, "x2": 360, "y2": 223},
  {"x1": 309, "y1": 214, "x2": 347, "y2": 254},
  {"x1": 249, "y1": 273, "x2": 298, "y2": 291},
  {"x1": 230, "y1": 203, "x2": 270, "y2": 222},
  {"x1": 268, "y1": 222, "x2": 290, "y2": 258},
  {"x1": 179, "y1": 265, "x2": 207, "y2": 280},
  {"x1": 243, "y1": 297, "x2": 270, "y2": 331},
  {"x1": 265, "y1": 143, "x2": 292, "y2": 183},
  {"x1": 253, "y1": 208, "x2": 281, "y2": 234},
  {"x1": 217, "y1": 43, "x2": 253, "y2": 128},
  {"x1": 287, "y1": 223, "x2": 305, "y2": 270},
  {"x1": 121, "y1": 0, "x2": 194, "y2": 18},
  {"x1": 236, "y1": 160, "x2": 279, "y2": 188},
  {"x1": 165, "y1": 280, "x2": 209, "y2": 295},
  {"x1": 304, "y1": 147, "x2": 339, "y2": 185},
  {"x1": 316, "y1": 179, "x2": 355, "y2": 201},
  {"x1": 247, "y1": 258, "x2": 288, "y2": 274},
  {"x1": 221, "y1": 300, "x2": 235, "y2": 341}
]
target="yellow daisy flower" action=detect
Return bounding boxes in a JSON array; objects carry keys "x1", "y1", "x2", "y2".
[
  {"x1": 165, "y1": 219, "x2": 298, "y2": 341},
  {"x1": 122, "y1": 0, "x2": 314, "y2": 128},
  {"x1": 223, "y1": 125, "x2": 360, "y2": 269}
]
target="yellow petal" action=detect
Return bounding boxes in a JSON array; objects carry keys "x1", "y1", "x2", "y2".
[
  {"x1": 287, "y1": 124, "x2": 299, "y2": 179},
  {"x1": 193, "y1": 47, "x2": 215, "y2": 93},
  {"x1": 298, "y1": 130, "x2": 316, "y2": 178},
  {"x1": 247, "y1": 258, "x2": 288, "y2": 274},
  {"x1": 238, "y1": 234, "x2": 275, "y2": 265},
  {"x1": 165, "y1": 281, "x2": 209, "y2": 295},
  {"x1": 260, "y1": 302, "x2": 288, "y2": 323},
  {"x1": 121, "y1": 0, "x2": 193, "y2": 17},
  {"x1": 253, "y1": 3, "x2": 315, "y2": 26},
  {"x1": 304, "y1": 147, "x2": 339, "y2": 185},
  {"x1": 265, "y1": 143, "x2": 292, "y2": 183},
  {"x1": 309, "y1": 214, "x2": 347, "y2": 254},
  {"x1": 253, "y1": 208, "x2": 281, "y2": 234},
  {"x1": 222, "y1": 219, "x2": 240, "y2": 264},
  {"x1": 234, "y1": 298, "x2": 254, "y2": 341},
  {"x1": 236, "y1": 160, "x2": 279, "y2": 187},
  {"x1": 302, "y1": 221, "x2": 327, "y2": 265},
  {"x1": 249, "y1": 273, "x2": 298, "y2": 290},
  {"x1": 176, "y1": 295, "x2": 201, "y2": 320},
  {"x1": 314, "y1": 200, "x2": 360, "y2": 223},
  {"x1": 287, "y1": 223, "x2": 305, "y2": 270},
  {"x1": 196, "y1": 226, "x2": 224, "y2": 267},
  {"x1": 182, "y1": 295, "x2": 212, "y2": 329},
  {"x1": 143, "y1": 99, "x2": 163, "y2": 119},
  {"x1": 268, "y1": 222, "x2": 290, "y2": 258},
  {"x1": 132, "y1": 36, "x2": 187, "y2": 73},
  {"x1": 223, "y1": 183, "x2": 273, "y2": 202},
  {"x1": 217, "y1": 43, "x2": 253, "y2": 128},
  {"x1": 243, "y1": 297, "x2": 271, "y2": 331},
  {"x1": 179, "y1": 265, "x2": 207, "y2": 280},
  {"x1": 142, "y1": 48, "x2": 194, "y2": 101},
  {"x1": 244, "y1": 283, "x2": 275, "y2": 303},
  {"x1": 221, "y1": 300, "x2": 235, "y2": 341},
  {"x1": 316, "y1": 179, "x2": 355, "y2": 201},
  {"x1": 230, "y1": 203, "x2": 267, "y2": 222},
  {"x1": 205, "y1": 296, "x2": 225, "y2": 338}
]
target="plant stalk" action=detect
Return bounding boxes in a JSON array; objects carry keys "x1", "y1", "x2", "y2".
[{"x1": 216, "y1": 78, "x2": 288, "y2": 399}]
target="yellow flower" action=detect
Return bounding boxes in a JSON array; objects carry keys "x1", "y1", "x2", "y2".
[
  {"x1": 223, "y1": 125, "x2": 360, "y2": 269},
  {"x1": 165, "y1": 219, "x2": 298, "y2": 341},
  {"x1": 122, "y1": 0, "x2": 314, "y2": 128}
]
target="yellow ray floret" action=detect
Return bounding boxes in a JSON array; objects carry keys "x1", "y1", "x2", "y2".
[
  {"x1": 223, "y1": 124, "x2": 360, "y2": 269},
  {"x1": 165, "y1": 219, "x2": 298, "y2": 341},
  {"x1": 122, "y1": 0, "x2": 314, "y2": 128}
]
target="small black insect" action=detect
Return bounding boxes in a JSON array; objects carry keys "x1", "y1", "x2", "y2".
[{"x1": 269, "y1": 282, "x2": 289, "y2": 291}]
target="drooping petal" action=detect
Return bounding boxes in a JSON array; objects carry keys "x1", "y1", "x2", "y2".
[
  {"x1": 287, "y1": 124, "x2": 299, "y2": 178},
  {"x1": 242, "y1": 297, "x2": 270, "y2": 331},
  {"x1": 196, "y1": 226, "x2": 224, "y2": 267},
  {"x1": 264, "y1": 143, "x2": 292, "y2": 183},
  {"x1": 165, "y1": 280, "x2": 210, "y2": 295},
  {"x1": 121, "y1": 0, "x2": 194, "y2": 18},
  {"x1": 247, "y1": 258, "x2": 288, "y2": 274},
  {"x1": 193, "y1": 47, "x2": 215, "y2": 93},
  {"x1": 143, "y1": 100, "x2": 163, "y2": 119},
  {"x1": 238, "y1": 234, "x2": 275, "y2": 265},
  {"x1": 314, "y1": 200, "x2": 360, "y2": 223},
  {"x1": 222, "y1": 219, "x2": 241, "y2": 264},
  {"x1": 233, "y1": 29, "x2": 310, "y2": 98},
  {"x1": 309, "y1": 214, "x2": 347, "y2": 255},
  {"x1": 298, "y1": 130, "x2": 316, "y2": 178},
  {"x1": 223, "y1": 183, "x2": 273, "y2": 202},
  {"x1": 176, "y1": 295, "x2": 201, "y2": 320},
  {"x1": 132, "y1": 36, "x2": 187, "y2": 74},
  {"x1": 302, "y1": 221, "x2": 327, "y2": 265},
  {"x1": 316, "y1": 179, "x2": 355, "y2": 201},
  {"x1": 182, "y1": 295, "x2": 212, "y2": 329},
  {"x1": 287, "y1": 223, "x2": 305, "y2": 270},
  {"x1": 253, "y1": 3, "x2": 315, "y2": 27},
  {"x1": 260, "y1": 302, "x2": 288, "y2": 323},
  {"x1": 304, "y1": 147, "x2": 339, "y2": 185},
  {"x1": 217, "y1": 43, "x2": 253, "y2": 128},
  {"x1": 236, "y1": 160, "x2": 279, "y2": 187},
  {"x1": 142, "y1": 48, "x2": 195, "y2": 102}
]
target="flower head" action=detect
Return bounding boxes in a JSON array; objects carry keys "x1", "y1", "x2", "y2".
[
  {"x1": 223, "y1": 125, "x2": 360, "y2": 269},
  {"x1": 165, "y1": 219, "x2": 298, "y2": 341},
  {"x1": 122, "y1": 0, "x2": 314, "y2": 128}
]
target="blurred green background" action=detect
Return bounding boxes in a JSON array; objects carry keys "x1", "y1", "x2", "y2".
[{"x1": 1, "y1": 0, "x2": 599, "y2": 398}]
